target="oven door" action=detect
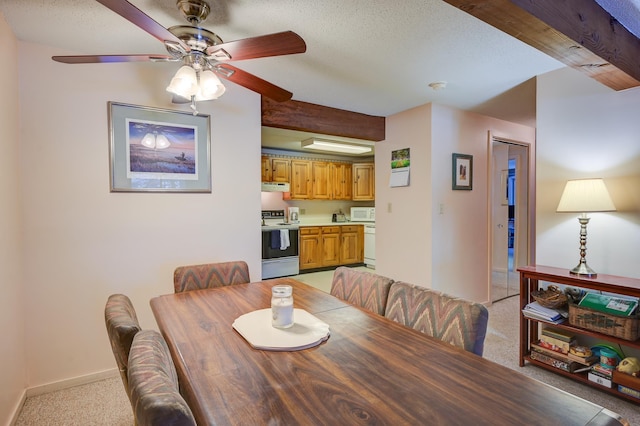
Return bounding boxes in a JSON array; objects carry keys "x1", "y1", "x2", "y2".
[{"x1": 262, "y1": 228, "x2": 299, "y2": 259}]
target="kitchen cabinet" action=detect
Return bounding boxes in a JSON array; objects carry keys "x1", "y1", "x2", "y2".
[
  {"x1": 299, "y1": 227, "x2": 322, "y2": 269},
  {"x1": 340, "y1": 225, "x2": 363, "y2": 264},
  {"x1": 262, "y1": 155, "x2": 358, "y2": 201},
  {"x1": 261, "y1": 156, "x2": 290, "y2": 183},
  {"x1": 353, "y1": 163, "x2": 375, "y2": 201},
  {"x1": 300, "y1": 225, "x2": 364, "y2": 270},
  {"x1": 290, "y1": 160, "x2": 313, "y2": 199},
  {"x1": 321, "y1": 226, "x2": 341, "y2": 266},
  {"x1": 331, "y1": 163, "x2": 352, "y2": 200},
  {"x1": 312, "y1": 161, "x2": 332, "y2": 200},
  {"x1": 519, "y1": 265, "x2": 640, "y2": 405}
]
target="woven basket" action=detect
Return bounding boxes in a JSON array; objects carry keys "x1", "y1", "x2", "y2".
[
  {"x1": 532, "y1": 285, "x2": 568, "y2": 309},
  {"x1": 568, "y1": 303, "x2": 640, "y2": 341}
]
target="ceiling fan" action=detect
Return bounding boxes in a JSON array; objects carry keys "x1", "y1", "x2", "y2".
[{"x1": 52, "y1": 0, "x2": 306, "y2": 110}]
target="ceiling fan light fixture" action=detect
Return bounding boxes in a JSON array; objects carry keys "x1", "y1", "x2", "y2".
[
  {"x1": 166, "y1": 65, "x2": 199, "y2": 98},
  {"x1": 302, "y1": 138, "x2": 372, "y2": 154},
  {"x1": 196, "y1": 70, "x2": 226, "y2": 100}
]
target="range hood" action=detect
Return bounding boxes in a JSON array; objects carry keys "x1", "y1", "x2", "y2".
[{"x1": 261, "y1": 182, "x2": 290, "y2": 192}]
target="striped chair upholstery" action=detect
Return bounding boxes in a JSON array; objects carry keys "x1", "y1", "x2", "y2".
[
  {"x1": 128, "y1": 330, "x2": 196, "y2": 426},
  {"x1": 104, "y1": 294, "x2": 141, "y2": 400},
  {"x1": 173, "y1": 260, "x2": 250, "y2": 293},
  {"x1": 330, "y1": 266, "x2": 394, "y2": 315},
  {"x1": 385, "y1": 281, "x2": 489, "y2": 356}
]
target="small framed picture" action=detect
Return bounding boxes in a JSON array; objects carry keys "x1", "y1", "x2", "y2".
[
  {"x1": 452, "y1": 153, "x2": 473, "y2": 190},
  {"x1": 108, "y1": 102, "x2": 211, "y2": 192}
]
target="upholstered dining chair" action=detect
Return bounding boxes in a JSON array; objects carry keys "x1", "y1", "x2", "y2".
[
  {"x1": 128, "y1": 330, "x2": 196, "y2": 426},
  {"x1": 384, "y1": 281, "x2": 489, "y2": 356},
  {"x1": 173, "y1": 260, "x2": 250, "y2": 293},
  {"x1": 104, "y1": 293, "x2": 142, "y2": 400},
  {"x1": 330, "y1": 266, "x2": 394, "y2": 315}
]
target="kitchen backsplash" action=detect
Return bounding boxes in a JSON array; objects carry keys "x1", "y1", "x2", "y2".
[{"x1": 261, "y1": 192, "x2": 373, "y2": 222}]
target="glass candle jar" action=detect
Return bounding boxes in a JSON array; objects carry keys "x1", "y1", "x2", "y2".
[{"x1": 271, "y1": 285, "x2": 294, "y2": 328}]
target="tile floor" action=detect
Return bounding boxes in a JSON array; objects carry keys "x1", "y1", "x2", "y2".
[{"x1": 291, "y1": 265, "x2": 371, "y2": 293}]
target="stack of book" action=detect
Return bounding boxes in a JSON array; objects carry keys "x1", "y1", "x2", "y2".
[
  {"x1": 539, "y1": 328, "x2": 576, "y2": 354},
  {"x1": 588, "y1": 364, "x2": 614, "y2": 388},
  {"x1": 522, "y1": 301, "x2": 566, "y2": 324},
  {"x1": 529, "y1": 327, "x2": 597, "y2": 373}
]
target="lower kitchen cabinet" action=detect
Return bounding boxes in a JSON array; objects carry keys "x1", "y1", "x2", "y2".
[
  {"x1": 340, "y1": 225, "x2": 363, "y2": 264},
  {"x1": 299, "y1": 227, "x2": 322, "y2": 269},
  {"x1": 300, "y1": 225, "x2": 364, "y2": 270},
  {"x1": 321, "y1": 226, "x2": 341, "y2": 267}
]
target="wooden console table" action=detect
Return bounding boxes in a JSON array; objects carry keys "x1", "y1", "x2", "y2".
[{"x1": 519, "y1": 265, "x2": 640, "y2": 404}]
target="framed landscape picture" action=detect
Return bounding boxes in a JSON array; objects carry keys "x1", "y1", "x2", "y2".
[
  {"x1": 452, "y1": 153, "x2": 473, "y2": 190},
  {"x1": 108, "y1": 102, "x2": 211, "y2": 192}
]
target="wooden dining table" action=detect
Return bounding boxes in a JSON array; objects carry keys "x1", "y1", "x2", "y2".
[{"x1": 150, "y1": 278, "x2": 627, "y2": 425}]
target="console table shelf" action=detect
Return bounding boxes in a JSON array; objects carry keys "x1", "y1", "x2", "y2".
[{"x1": 519, "y1": 265, "x2": 640, "y2": 405}]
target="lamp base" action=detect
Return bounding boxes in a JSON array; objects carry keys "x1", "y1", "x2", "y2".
[{"x1": 569, "y1": 262, "x2": 597, "y2": 278}]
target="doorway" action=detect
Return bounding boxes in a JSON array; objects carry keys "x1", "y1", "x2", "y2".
[{"x1": 490, "y1": 138, "x2": 530, "y2": 302}]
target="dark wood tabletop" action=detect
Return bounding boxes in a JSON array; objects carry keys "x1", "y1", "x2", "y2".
[{"x1": 150, "y1": 278, "x2": 626, "y2": 426}]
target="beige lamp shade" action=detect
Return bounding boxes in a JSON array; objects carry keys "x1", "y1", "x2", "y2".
[{"x1": 556, "y1": 178, "x2": 616, "y2": 213}]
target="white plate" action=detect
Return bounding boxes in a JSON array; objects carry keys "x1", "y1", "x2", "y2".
[{"x1": 232, "y1": 308, "x2": 330, "y2": 351}]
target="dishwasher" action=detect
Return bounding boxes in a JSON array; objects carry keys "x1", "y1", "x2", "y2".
[{"x1": 364, "y1": 224, "x2": 375, "y2": 268}]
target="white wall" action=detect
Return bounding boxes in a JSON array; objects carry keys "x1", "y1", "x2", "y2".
[
  {"x1": 14, "y1": 40, "x2": 263, "y2": 391},
  {"x1": 375, "y1": 104, "x2": 433, "y2": 286},
  {"x1": 536, "y1": 68, "x2": 640, "y2": 278},
  {"x1": 376, "y1": 103, "x2": 535, "y2": 303},
  {"x1": 0, "y1": 12, "x2": 27, "y2": 422}
]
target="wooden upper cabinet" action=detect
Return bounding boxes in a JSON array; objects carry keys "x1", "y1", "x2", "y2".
[
  {"x1": 271, "y1": 158, "x2": 290, "y2": 182},
  {"x1": 290, "y1": 159, "x2": 312, "y2": 199},
  {"x1": 312, "y1": 161, "x2": 331, "y2": 200},
  {"x1": 331, "y1": 163, "x2": 352, "y2": 200},
  {"x1": 261, "y1": 156, "x2": 290, "y2": 183},
  {"x1": 353, "y1": 163, "x2": 375, "y2": 201},
  {"x1": 262, "y1": 156, "x2": 371, "y2": 200},
  {"x1": 261, "y1": 156, "x2": 271, "y2": 182}
]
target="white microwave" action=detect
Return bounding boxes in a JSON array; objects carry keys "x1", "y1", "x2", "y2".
[{"x1": 350, "y1": 207, "x2": 375, "y2": 222}]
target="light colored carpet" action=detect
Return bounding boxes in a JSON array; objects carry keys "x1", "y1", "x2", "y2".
[{"x1": 14, "y1": 280, "x2": 640, "y2": 425}]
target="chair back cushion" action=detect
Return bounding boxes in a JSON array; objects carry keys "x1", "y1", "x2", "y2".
[
  {"x1": 173, "y1": 260, "x2": 250, "y2": 293},
  {"x1": 385, "y1": 281, "x2": 489, "y2": 356},
  {"x1": 330, "y1": 267, "x2": 394, "y2": 315},
  {"x1": 104, "y1": 294, "x2": 141, "y2": 398},
  {"x1": 128, "y1": 330, "x2": 196, "y2": 426}
]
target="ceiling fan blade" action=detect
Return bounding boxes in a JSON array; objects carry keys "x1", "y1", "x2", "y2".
[
  {"x1": 95, "y1": 0, "x2": 190, "y2": 52},
  {"x1": 52, "y1": 54, "x2": 175, "y2": 64},
  {"x1": 207, "y1": 31, "x2": 306, "y2": 61},
  {"x1": 215, "y1": 64, "x2": 293, "y2": 102}
]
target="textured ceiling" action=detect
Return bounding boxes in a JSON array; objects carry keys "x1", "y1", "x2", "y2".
[
  {"x1": 1, "y1": 0, "x2": 637, "y2": 152},
  {"x1": 0, "y1": 0, "x2": 564, "y2": 119}
]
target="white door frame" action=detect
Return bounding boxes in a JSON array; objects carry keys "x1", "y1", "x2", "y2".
[{"x1": 487, "y1": 132, "x2": 536, "y2": 302}]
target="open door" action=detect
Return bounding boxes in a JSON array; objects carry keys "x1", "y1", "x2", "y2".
[{"x1": 490, "y1": 137, "x2": 530, "y2": 302}]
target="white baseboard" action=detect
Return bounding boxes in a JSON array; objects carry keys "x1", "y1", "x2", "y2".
[
  {"x1": 25, "y1": 368, "x2": 119, "y2": 398},
  {"x1": 8, "y1": 389, "x2": 27, "y2": 426}
]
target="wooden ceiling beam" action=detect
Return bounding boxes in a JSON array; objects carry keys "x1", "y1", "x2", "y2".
[
  {"x1": 261, "y1": 97, "x2": 386, "y2": 141},
  {"x1": 443, "y1": 0, "x2": 640, "y2": 91}
]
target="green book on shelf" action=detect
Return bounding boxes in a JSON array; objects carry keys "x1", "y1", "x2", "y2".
[
  {"x1": 578, "y1": 293, "x2": 638, "y2": 316},
  {"x1": 542, "y1": 327, "x2": 575, "y2": 342}
]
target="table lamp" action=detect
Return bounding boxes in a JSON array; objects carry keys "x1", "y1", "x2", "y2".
[{"x1": 556, "y1": 178, "x2": 616, "y2": 278}]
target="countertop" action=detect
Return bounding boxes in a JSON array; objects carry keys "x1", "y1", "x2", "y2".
[{"x1": 295, "y1": 221, "x2": 374, "y2": 227}]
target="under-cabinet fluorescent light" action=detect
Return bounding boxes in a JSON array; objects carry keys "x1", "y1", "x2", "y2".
[{"x1": 301, "y1": 138, "x2": 372, "y2": 154}]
